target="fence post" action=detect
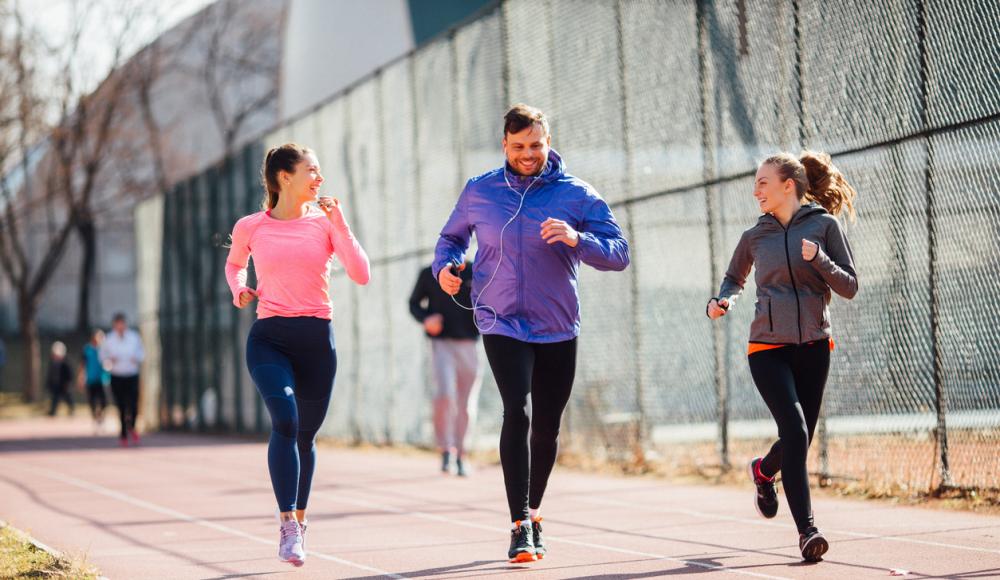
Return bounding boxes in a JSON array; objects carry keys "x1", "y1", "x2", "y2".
[
  {"x1": 240, "y1": 147, "x2": 264, "y2": 434},
  {"x1": 226, "y1": 153, "x2": 243, "y2": 433},
  {"x1": 614, "y1": 0, "x2": 647, "y2": 460},
  {"x1": 192, "y1": 173, "x2": 208, "y2": 431},
  {"x1": 208, "y1": 166, "x2": 222, "y2": 429},
  {"x1": 916, "y1": 0, "x2": 950, "y2": 489},
  {"x1": 160, "y1": 188, "x2": 176, "y2": 428},
  {"x1": 790, "y1": 0, "x2": 830, "y2": 485},
  {"x1": 697, "y1": 0, "x2": 729, "y2": 471}
]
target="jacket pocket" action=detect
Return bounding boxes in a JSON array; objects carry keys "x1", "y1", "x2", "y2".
[{"x1": 750, "y1": 297, "x2": 773, "y2": 338}]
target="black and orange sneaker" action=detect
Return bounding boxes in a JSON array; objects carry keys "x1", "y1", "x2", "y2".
[
  {"x1": 531, "y1": 517, "x2": 546, "y2": 559},
  {"x1": 507, "y1": 521, "x2": 536, "y2": 563},
  {"x1": 749, "y1": 457, "x2": 778, "y2": 519},
  {"x1": 799, "y1": 527, "x2": 828, "y2": 562}
]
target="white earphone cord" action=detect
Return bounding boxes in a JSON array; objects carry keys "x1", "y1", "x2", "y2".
[{"x1": 449, "y1": 169, "x2": 542, "y2": 333}]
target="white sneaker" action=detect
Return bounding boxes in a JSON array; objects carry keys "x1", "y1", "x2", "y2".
[{"x1": 278, "y1": 519, "x2": 305, "y2": 566}]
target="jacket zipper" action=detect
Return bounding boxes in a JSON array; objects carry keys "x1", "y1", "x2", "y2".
[
  {"x1": 768, "y1": 299, "x2": 773, "y2": 332},
  {"x1": 781, "y1": 222, "x2": 803, "y2": 344},
  {"x1": 516, "y1": 186, "x2": 524, "y2": 317}
]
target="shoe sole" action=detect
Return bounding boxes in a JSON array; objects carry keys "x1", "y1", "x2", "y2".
[
  {"x1": 509, "y1": 551, "x2": 537, "y2": 563},
  {"x1": 801, "y1": 535, "x2": 829, "y2": 562},
  {"x1": 281, "y1": 556, "x2": 305, "y2": 567},
  {"x1": 748, "y1": 459, "x2": 777, "y2": 520}
]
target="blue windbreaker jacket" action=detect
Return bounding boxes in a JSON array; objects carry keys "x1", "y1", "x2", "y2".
[{"x1": 432, "y1": 150, "x2": 630, "y2": 343}]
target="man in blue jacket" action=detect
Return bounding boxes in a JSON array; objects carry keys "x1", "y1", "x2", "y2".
[{"x1": 434, "y1": 103, "x2": 630, "y2": 563}]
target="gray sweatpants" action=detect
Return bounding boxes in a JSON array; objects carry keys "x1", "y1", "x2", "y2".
[{"x1": 431, "y1": 338, "x2": 482, "y2": 455}]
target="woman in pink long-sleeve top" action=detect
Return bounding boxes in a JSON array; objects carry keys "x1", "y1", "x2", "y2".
[{"x1": 225, "y1": 143, "x2": 369, "y2": 566}]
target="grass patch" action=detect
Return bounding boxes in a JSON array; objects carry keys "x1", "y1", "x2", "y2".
[
  {"x1": 0, "y1": 524, "x2": 100, "y2": 579},
  {"x1": 0, "y1": 392, "x2": 49, "y2": 420}
]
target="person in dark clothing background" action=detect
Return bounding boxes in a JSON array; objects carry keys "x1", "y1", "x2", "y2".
[
  {"x1": 47, "y1": 341, "x2": 74, "y2": 417},
  {"x1": 409, "y1": 261, "x2": 482, "y2": 476}
]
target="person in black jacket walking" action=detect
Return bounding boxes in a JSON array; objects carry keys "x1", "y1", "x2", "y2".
[
  {"x1": 409, "y1": 261, "x2": 482, "y2": 476},
  {"x1": 47, "y1": 341, "x2": 75, "y2": 417},
  {"x1": 707, "y1": 151, "x2": 858, "y2": 563}
]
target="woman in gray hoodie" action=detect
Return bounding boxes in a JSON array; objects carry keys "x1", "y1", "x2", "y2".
[{"x1": 707, "y1": 151, "x2": 858, "y2": 563}]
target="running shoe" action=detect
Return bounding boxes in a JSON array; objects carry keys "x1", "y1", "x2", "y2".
[
  {"x1": 507, "y1": 521, "x2": 536, "y2": 563},
  {"x1": 749, "y1": 457, "x2": 778, "y2": 519},
  {"x1": 531, "y1": 517, "x2": 546, "y2": 559},
  {"x1": 799, "y1": 527, "x2": 828, "y2": 562},
  {"x1": 278, "y1": 519, "x2": 305, "y2": 566}
]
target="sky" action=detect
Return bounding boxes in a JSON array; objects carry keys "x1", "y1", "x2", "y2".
[{"x1": 20, "y1": 0, "x2": 215, "y2": 99}]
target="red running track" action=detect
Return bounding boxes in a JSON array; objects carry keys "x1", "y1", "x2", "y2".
[{"x1": 0, "y1": 417, "x2": 998, "y2": 579}]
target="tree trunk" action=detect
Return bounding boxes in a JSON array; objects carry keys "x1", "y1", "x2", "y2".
[
  {"x1": 18, "y1": 297, "x2": 40, "y2": 403},
  {"x1": 76, "y1": 216, "x2": 96, "y2": 333}
]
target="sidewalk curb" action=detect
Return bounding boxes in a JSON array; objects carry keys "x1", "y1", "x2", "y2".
[{"x1": 0, "y1": 519, "x2": 110, "y2": 580}]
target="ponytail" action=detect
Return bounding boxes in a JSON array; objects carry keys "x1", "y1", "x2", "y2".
[
  {"x1": 762, "y1": 150, "x2": 857, "y2": 221},
  {"x1": 799, "y1": 151, "x2": 856, "y2": 220}
]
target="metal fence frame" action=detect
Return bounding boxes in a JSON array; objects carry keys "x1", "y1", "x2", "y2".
[{"x1": 151, "y1": 0, "x2": 1000, "y2": 495}]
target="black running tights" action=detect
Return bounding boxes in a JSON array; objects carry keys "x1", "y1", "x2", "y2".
[
  {"x1": 483, "y1": 335, "x2": 577, "y2": 522},
  {"x1": 748, "y1": 340, "x2": 830, "y2": 533}
]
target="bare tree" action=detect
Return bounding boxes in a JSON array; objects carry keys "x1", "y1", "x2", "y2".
[
  {"x1": 0, "y1": 0, "x2": 51, "y2": 403},
  {"x1": 191, "y1": 0, "x2": 283, "y2": 158},
  {"x1": 131, "y1": 38, "x2": 172, "y2": 198},
  {"x1": 0, "y1": 0, "x2": 135, "y2": 400},
  {"x1": 120, "y1": 0, "x2": 282, "y2": 215}
]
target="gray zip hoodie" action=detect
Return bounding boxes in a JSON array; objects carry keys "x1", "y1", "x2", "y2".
[{"x1": 715, "y1": 203, "x2": 858, "y2": 344}]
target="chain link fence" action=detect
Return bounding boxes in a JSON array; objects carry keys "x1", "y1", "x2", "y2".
[{"x1": 144, "y1": 0, "x2": 1000, "y2": 494}]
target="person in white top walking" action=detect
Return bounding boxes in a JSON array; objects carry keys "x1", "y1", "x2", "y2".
[{"x1": 100, "y1": 312, "x2": 145, "y2": 446}]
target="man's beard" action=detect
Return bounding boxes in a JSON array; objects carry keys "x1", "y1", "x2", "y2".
[{"x1": 508, "y1": 155, "x2": 545, "y2": 176}]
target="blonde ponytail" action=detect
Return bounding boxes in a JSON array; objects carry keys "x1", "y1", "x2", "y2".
[
  {"x1": 799, "y1": 151, "x2": 856, "y2": 220},
  {"x1": 762, "y1": 150, "x2": 857, "y2": 221}
]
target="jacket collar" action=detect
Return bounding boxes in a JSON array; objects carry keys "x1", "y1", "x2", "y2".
[{"x1": 758, "y1": 202, "x2": 827, "y2": 229}]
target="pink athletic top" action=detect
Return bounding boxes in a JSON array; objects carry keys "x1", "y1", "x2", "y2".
[{"x1": 225, "y1": 206, "x2": 370, "y2": 319}]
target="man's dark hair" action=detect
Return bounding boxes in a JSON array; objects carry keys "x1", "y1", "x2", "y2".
[
  {"x1": 503, "y1": 103, "x2": 549, "y2": 137},
  {"x1": 112, "y1": 312, "x2": 127, "y2": 324}
]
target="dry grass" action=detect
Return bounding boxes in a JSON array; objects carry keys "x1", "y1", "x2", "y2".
[
  {"x1": 556, "y1": 437, "x2": 1000, "y2": 516},
  {"x1": 0, "y1": 524, "x2": 100, "y2": 580},
  {"x1": 316, "y1": 435, "x2": 1000, "y2": 516},
  {"x1": 0, "y1": 392, "x2": 48, "y2": 420}
]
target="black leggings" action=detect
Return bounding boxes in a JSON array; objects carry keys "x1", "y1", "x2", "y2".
[
  {"x1": 110, "y1": 375, "x2": 139, "y2": 439},
  {"x1": 748, "y1": 340, "x2": 830, "y2": 533},
  {"x1": 87, "y1": 383, "x2": 107, "y2": 419},
  {"x1": 48, "y1": 388, "x2": 74, "y2": 416},
  {"x1": 483, "y1": 334, "x2": 577, "y2": 522}
]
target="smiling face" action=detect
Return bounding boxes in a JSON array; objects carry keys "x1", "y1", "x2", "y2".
[
  {"x1": 503, "y1": 123, "x2": 550, "y2": 177},
  {"x1": 753, "y1": 162, "x2": 797, "y2": 215},
  {"x1": 279, "y1": 152, "x2": 323, "y2": 202}
]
